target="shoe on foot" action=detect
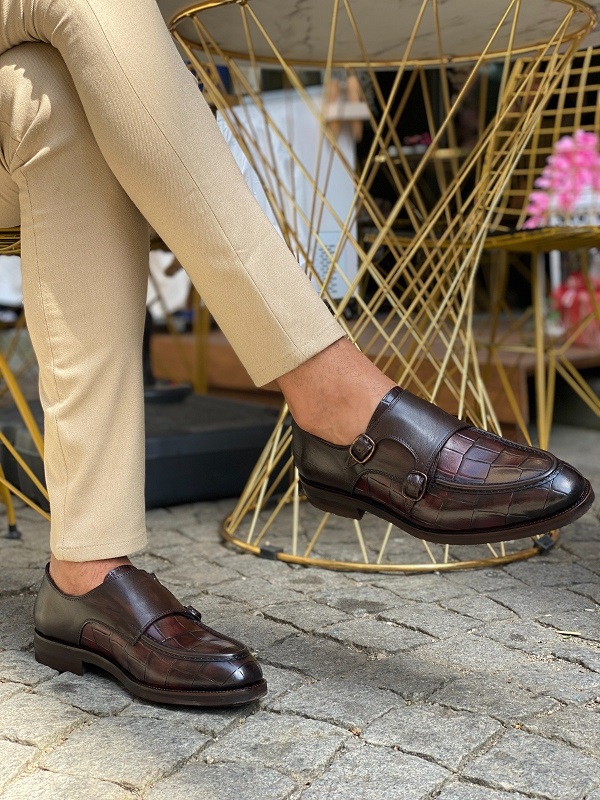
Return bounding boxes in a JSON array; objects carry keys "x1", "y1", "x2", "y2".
[
  {"x1": 292, "y1": 387, "x2": 594, "y2": 545},
  {"x1": 34, "y1": 564, "x2": 266, "y2": 706}
]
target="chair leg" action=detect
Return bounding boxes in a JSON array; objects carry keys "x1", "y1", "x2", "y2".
[
  {"x1": 0, "y1": 464, "x2": 21, "y2": 539},
  {"x1": 532, "y1": 250, "x2": 555, "y2": 450}
]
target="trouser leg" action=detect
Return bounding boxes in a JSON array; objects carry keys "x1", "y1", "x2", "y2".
[
  {"x1": 0, "y1": 0, "x2": 344, "y2": 387},
  {"x1": 0, "y1": 42, "x2": 150, "y2": 560}
]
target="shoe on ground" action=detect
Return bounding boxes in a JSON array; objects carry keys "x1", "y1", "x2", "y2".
[{"x1": 34, "y1": 564, "x2": 266, "y2": 706}]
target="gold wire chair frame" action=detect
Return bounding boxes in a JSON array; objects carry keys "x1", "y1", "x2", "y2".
[
  {"x1": 169, "y1": 0, "x2": 596, "y2": 68},
  {"x1": 170, "y1": 0, "x2": 591, "y2": 572},
  {"x1": 481, "y1": 45, "x2": 600, "y2": 450}
]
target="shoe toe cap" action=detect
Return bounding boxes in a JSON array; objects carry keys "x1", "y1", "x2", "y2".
[{"x1": 220, "y1": 654, "x2": 264, "y2": 689}]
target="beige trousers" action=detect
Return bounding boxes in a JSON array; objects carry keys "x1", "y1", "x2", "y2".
[{"x1": 0, "y1": 1, "x2": 343, "y2": 561}]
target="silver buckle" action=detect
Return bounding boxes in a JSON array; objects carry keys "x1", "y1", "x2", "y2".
[
  {"x1": 401, "y1": 471, "x2": 428, "y2": 502},
  {"x1": 349, "y1": 434, "x2": 376, "y2": 464}
]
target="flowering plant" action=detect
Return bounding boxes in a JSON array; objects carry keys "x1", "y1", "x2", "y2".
[{"x1": 523, "y1": 130, "x2": 600, "y2": 229}]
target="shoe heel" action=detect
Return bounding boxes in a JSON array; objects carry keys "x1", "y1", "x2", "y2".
[
  {"x1": 300, "y1": 481, "x2": 365, "y2": 520},
  {"x1": 34, "y1": 632, "x2": 85, "y2": 676}
]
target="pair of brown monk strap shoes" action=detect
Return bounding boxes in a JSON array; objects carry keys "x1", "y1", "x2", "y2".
[{"x1": 34, "y1": 387, "x2": 593, "y2": 706}]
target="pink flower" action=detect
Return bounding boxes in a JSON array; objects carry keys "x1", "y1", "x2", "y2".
[{"x1": 522, "y1": 129, "x2": 600, "y2": 229}]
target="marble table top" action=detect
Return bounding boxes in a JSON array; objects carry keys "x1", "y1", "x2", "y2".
[{"x1": 158, "y1": 0, "x2": 597, "y2": 64}]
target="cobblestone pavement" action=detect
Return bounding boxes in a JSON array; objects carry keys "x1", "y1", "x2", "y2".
[{"x1": 0, "y1": 425, "x2": 598, "y2": 799}]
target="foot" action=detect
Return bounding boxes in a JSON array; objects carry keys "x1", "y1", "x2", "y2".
[
  {"x1": 292, "y1": 386, "x2": 594, "y2": 544},
  {"x1": 34, "y1": 564, "x2": 266, "y2": 707}
]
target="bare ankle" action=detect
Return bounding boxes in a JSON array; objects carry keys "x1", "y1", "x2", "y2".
[
  {"x1": 49, "y1": 554, "x2": 132, "y2": 596},
  {"x1": 277, "y1": 339, "x2": 395, "y2": 444}
]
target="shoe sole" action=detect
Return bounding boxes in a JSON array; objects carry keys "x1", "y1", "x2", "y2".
[
  {"x1": 33, "y1": 630, "x2": 267, "y2": 707},
  {"x1": 299, "y1": 476, "x2": 595, "y2": 545}
]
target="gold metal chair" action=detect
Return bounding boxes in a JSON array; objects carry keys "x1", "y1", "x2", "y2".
[
  {"x1": 169, "y1": 0, "x2": 594, "y2": 572},
  {"x1": 480, "y1": 45, "x2": 600, "y2": 450},
  {"x1": 0, "y1": 228, "x2": 49, "y2": 534}
]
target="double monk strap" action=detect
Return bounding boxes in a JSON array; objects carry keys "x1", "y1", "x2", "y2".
[{"x1": 292, "y1": 387, "x2": 594, "y2": 545}]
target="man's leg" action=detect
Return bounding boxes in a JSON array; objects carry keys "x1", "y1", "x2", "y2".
[
  {"x1": 0, "y1": 42, "x2": 149, "y2": 584},
  {"x1": 0, "y1": 44, "x2": 266, "y2": 706}
]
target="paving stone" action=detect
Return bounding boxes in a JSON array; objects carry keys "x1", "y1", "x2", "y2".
[
  {"x1": 172, "y1": 530, "x2": 232, "y2": 561},
  {"x1": 319, "y1": 618, "x2": 433, "y2": 654},
  {"x1": 147, "y1": 761, "x2": 296, "y2": 800},
  {"x1": 523, "y1": 706, "x2": 600, "y2": 756},
  {"x1": 0, "y1": 740, "x2": 37, "y2": 791},
  {"x1": 508, "y1": 659, "x2": 600, "y2": 703},
  {"x1": 178, "y1": 594, "x2": 251, "y2": 621},
  {"x1": 441, "y1": 595, "x2": 517, "y2": 623},
  {"x1": 262, "y1": 601, "x2": 351, "y2": 633},
  {"x1": 0, "y1": 650, "x2": 56, "y2": 686},
  {"x1": 121, "y1": 699, "x2": 248, "y2": 738},
  {"x1": 379, "y1": 601, "x2": 476, "y2": 639},
  {"x1": 436, "y1": 783, "x2": 531, "y2": 800},
  {"x1": 570, "y1": 582, "x2": 600, "y2": 604},
  {"x1": 538, "y1": 610, "x2": 600, "y2": 643},
  {"x1": 442, "y1": 569, "x2": 525, "y2": 595},
  {"x1": 158, "y1": 560, "x2": 241, "y2": 589},
  {"x1": 0, "y1": 544, "x2": 42, "y2": 568},
  {"x1": 463, "y1": 728, "x2": 600, "y2": 800},
  {"x1": 431, "y1": 675, "x2": 559, "y2": 723},
  {"x1": 259, "y1": 663, "x2": 309, "y2": 703},
  {"x1": 350, "y1": 652, "x2": 453, "y2": 701},
  {"x1": 264, "y1": 633, "x2": 373, "y2": 679},
  {"x1": 0, "y1": 682, "x2": 24, "y2": 702},
  {"x1": 373, "y1": 574, "x2": 473, "y2": 603},
  {"x1": 35, "y1": 670, "x2": 132, "y2": 716},
  {"x1": 144, "y1": 527, "x2": 198, "y2": 550},
  {"x1": 214, "y1": 554, "x2": 299, "y2": 582},
  {"x1": 210, "y1": 577, "x2": 306, "y2": 607},
  {"x1": 0, "y1": 692, "x2": 88, "y2": 747},
  {"x1": 504, "y1": 561, "x2": 597, "y2": 587},
  {"x1": 0, "y1": 595, "x2": 35, "y2": 650},
  {"x1": 477, "y1": 619, "x2": 571, "y2": 657},
  {"x1": 264, "y1": 567, "x2": 356, "y2": 594},
  {"x1": 553, "y1": 645, "x2": 600, "y2": 674},
  {"x1": 1, "y1": 771, "x2": 132, "y2": 800},
  {"x1": 0, "y1": 568, "x2": 41, "y2": 595},
  {"x1": 301, "y1": 743, "x2": 448, "y2": 800},
  {"x1": 311, "y1": 585, "x2": 406, "y2": 616},
  {"x1": 269, "y1": 677, "x2": 403, "y2": 729},
  {"x1": 204, "y1": 711, "x2": 350, "y2": 780},
  {"x1": 363, "y1": 705, "x2": 502, "y2": 769},
  {"x1": 41, "y1": 717, "x2": 206, "y2": 789},
  {"x1": 415, "y1": 633, "x2": 527, "y2": 672},
  {"x1": 489, "y1": 586, "x2": 589, "y2": 618}
]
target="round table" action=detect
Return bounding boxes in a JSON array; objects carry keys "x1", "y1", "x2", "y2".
[{"x1": 162, "y1": 0, "x2": 595, "y2": 572}]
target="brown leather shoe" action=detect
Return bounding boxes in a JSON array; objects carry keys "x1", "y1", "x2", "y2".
[
  {"x1": 33, "y1": 565, "x2": 266, "y2": 706},
  {"x1": 292, "y1": 387, "x2": 594, "y2": 545}
]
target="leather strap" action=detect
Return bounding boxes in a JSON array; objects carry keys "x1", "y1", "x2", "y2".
[
  {"x1": 35, "y1": 565, "x2": 189, "y2": 646},
  {"x1": 366, "y1": 389, "x2": 469, "y2": 476}
]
